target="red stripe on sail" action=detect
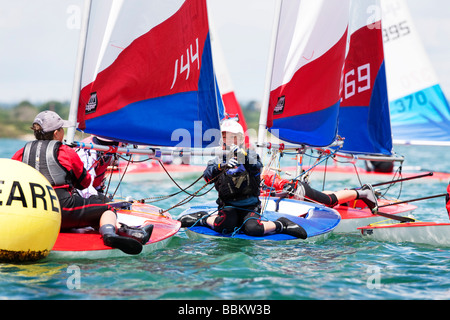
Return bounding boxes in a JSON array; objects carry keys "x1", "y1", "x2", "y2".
[
  {"x1": 340, "y1": 21, "x2": 385, "y2": 108},
  {"x1": 267, "y1": 30, "x2": 348, "y2": 128},
  {"x1": 78, "y1": 0, "x2": 209, "y2": 129}
]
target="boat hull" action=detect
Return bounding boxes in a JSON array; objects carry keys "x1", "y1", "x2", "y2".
[
  {"x1": 49, "y1": 203, "x2": 180, "y2": 259},
  {"x1": 334, "y1": 199, "x2": 417, "y2": 234},
  {"x1": 180, "y1": 197, "x2": 341, "y2": 241},
  {"x1": 359, "y1": 222, "x2": 450, "y2": 247}
]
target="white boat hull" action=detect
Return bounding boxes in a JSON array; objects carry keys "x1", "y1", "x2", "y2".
[
  {"x1": 359, "y1": 222, "x2": 450, "y2": 247},
  {"x1": 333, "y1": 201, "x2": 417, "y2": 234}
]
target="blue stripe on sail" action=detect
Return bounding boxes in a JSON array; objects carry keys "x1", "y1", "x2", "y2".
[
  {"x1": 339, "y1": 61, "x2": 392, "y2": 155},
  {"x1": 269, "y1": 102, "x2": 339, "y2": 147},
  {"x1": 83, "y1": 92, "x2": 217, "y2": 147},
  {"x1": 338, "y1": 107, "x2": 392, "y2": 155},
  {"x1": 83, "y1": 32, "x2": 222, "y2": 148},
  {"x1": 390, "y1": 85, "x2": 450, "y2": 142}
]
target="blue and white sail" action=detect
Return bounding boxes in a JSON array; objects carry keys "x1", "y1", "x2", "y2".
[{"x1": 382, "y1": 0, "x2": 450, "y2": 146}]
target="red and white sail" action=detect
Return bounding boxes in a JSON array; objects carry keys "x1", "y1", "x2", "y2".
[
  {"x1": 263, "y1": 0, "x2": 350, "y2": 147},
  {"x1": 76, "y1": 0, "x2": 223, "y2": 148}
]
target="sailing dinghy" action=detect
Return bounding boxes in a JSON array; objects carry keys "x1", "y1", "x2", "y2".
[
  {"x1": 179, "y1": 0, "x2": 346, "y2": 241},
  {"x1": 50, "y1": 203, "x2": 180, "y2": 259},
  {"x1": 359, "y1": 222, "x2": 450, "y2": 247},
  {"x1": 181, "y1": 198, "x2": 340, "y2": 241},
  {"x1": 332, "y1": 0, "x2": 418, "y2": 232},
  {"x1": 353, "y1": 0, "x2": 450, "y2": 246},
  {"x1": 257, "y1": 0, "x2": 417, "y2": 234},
  {"x1": 269, "y1": 0, "x2": 450, "y2": 182},
  {"x1": 52, "y1": 0, "x2": 228, "y2": 258}
]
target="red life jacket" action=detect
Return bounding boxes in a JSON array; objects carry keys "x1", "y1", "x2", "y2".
[{"x1": 262, "y1": 172, "x2": 291, "y2": 191}]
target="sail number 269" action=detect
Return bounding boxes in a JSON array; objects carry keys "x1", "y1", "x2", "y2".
[
  {"x1": 344, "y1": 63, "x2": 371, "y2": 100},
  {"x1": 344, "y1": 63, "x2": 371, "y2": 99}
]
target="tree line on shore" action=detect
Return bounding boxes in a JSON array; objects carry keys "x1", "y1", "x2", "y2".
[
  {"x1": 0, "y1": 99, "x2": 261, "y2": 139},
  {"x1": 0, "y1": 101, "x2": 70, "y2": 138}
]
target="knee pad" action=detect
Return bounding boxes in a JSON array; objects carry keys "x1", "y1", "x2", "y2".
[
  {"x1": 213, "y1": 207, "x2": 238, "y2": 235},
  {"x1": 243, "y1": 218, "x2": 265, "y2": 237}
]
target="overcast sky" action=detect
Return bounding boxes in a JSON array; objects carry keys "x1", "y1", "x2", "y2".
[{"x1": 0, "y1": 0, "x2": 449, "y2": 104}]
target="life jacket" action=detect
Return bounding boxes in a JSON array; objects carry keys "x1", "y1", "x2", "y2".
[
  {"x1": 216, "y1": 164, "x2": 260, "y2": 203},
  {"x1": 22, "y1": 140, "x2": 72, "y2": 187},
  {"x1": 262, "y1": 172, "x2": 291, "y2": 191}
]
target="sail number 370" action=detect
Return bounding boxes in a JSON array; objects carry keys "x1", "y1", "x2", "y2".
[{"x1": 343, "y1": 63, "x2": 371, "y2": 100}]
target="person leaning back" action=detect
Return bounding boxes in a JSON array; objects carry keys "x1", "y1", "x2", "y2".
[{"x1": 11, "y1": 110, "x2": 152, "y2": 255}]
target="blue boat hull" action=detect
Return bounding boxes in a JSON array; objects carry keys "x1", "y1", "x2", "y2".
[{"x1": 179, "y1": 197, "x2": 341, "y2": 241}]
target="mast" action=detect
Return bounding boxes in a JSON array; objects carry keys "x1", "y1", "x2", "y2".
[
  {"x1": 66, "y1": 0, "x2": 92, "y2": 145},
  {"x1": 257, "y1": 0, "x2": 282, "y2": 157}
]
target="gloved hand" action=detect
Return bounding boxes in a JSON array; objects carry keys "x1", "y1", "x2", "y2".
[
  {"x1": 218, "y1": 157, "x2": 238, "y2": 170},
  {"x1": 226, "y1": 157, "x2": 239, "y2": 168},
  {"x1": 228, "y1": 144, "x2": 247, "y2": 157},
  {"x1": 228, "y1": 144, "x2": 247, "y2": 163}
]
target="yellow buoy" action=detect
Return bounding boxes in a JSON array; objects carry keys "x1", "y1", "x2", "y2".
[{"x1": 0, "y1": 158, "x2": 61, "y2": 262}]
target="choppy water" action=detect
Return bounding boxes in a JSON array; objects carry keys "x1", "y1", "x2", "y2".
[{"x1": 1, "y1": 138, "x2": 450, "y2": 301}]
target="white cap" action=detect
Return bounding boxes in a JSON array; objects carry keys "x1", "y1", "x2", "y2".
[{"x1": 221, "y1": 119, "x2": 244, "y2": 135}]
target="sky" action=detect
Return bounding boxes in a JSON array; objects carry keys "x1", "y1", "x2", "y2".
[{"x1": 0, "y1": 0, "x2": 449, "y2": 105}]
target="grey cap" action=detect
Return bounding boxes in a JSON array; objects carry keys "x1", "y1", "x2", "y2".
[{"x1": 33, "y1": 111, "x2": 73, "y2": 133}]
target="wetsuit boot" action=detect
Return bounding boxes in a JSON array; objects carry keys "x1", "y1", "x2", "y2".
[
  {"x1": 356, "y1": 184, "x2": 378, "y2": 214},
  {"x1": 178, "y1": 211, "x2": 209, "y2": 228},
  {"x1": 118, "y1": 223, "x2": 154, "y2": 244},
  {"x1": 100, "y1": 224, "x2": 143, "y2": 255},
  {"x1": 275, "y1": 217, "x2": 308, "y2": 239}
]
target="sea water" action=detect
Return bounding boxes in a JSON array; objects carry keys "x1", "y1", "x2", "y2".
[{"x1": 1, "y1": 138, "x2": 449, "y2": 301}]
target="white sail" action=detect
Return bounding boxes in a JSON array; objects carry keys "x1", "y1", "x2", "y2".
[{"x1": 382, "y1": 0, "x2": 450, "y2": 145}]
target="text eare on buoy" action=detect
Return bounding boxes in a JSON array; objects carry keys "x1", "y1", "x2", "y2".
[{"x1": 0, "y1": 159, "x2": 61, "y2": 262}]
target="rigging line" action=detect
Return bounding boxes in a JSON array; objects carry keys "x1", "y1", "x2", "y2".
[
  {"x1": 260, "y1": 151, "x2": 279, "y2": 216},
  {"x1": 159, "y1": 170, "x2": 225, "y2": 214},
  {"x1": 292, "y1": 148, "x2": 340, "y2": 182},
  {"x1": 140, "y1": 179, "x2": 215, "y2": 204},
  {"x1": 376, "y1": 166, "x2": 404, "y2": 201},
  {"x1": 187, "y1": 209, "x2": 218, "y2": 230},
  {"x1": 117, "y1": 153, "x2": 153, "y2": 163},
  {"x1": 110, "y1": 154, "x2": 132, "y2": 200},
  {"x1": 135, "y1": 167, "x2": 208, "y2": 203},
  {"x1": 157, "y1": 160, "x2": 203, "y2": 196}
]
